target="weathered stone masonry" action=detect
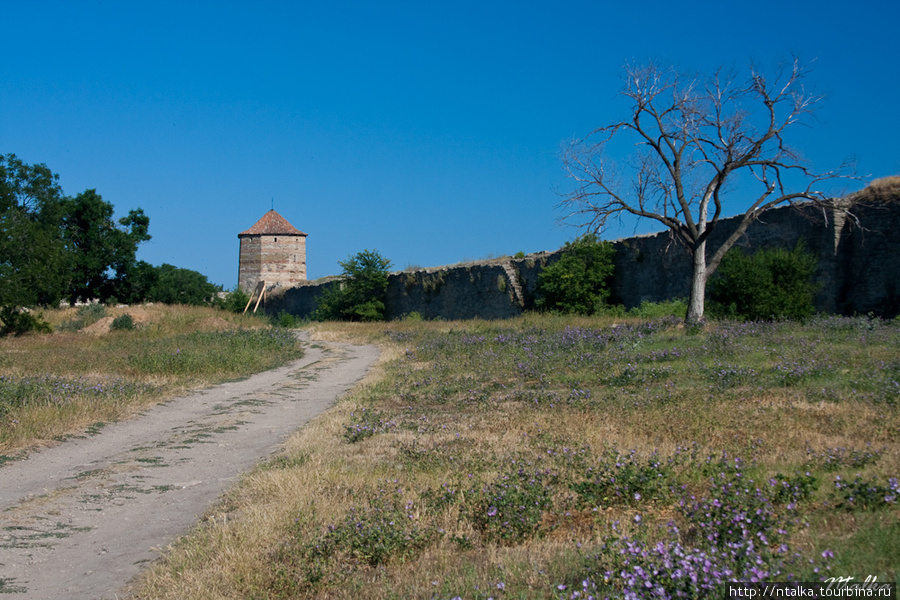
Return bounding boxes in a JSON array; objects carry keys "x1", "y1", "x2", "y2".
[
  {"x1": 238, "y1": 210, "x2": 308, "y2": 293},
  {"x1": 266, "y1": 191, "x2": 900, "y2": 320}
]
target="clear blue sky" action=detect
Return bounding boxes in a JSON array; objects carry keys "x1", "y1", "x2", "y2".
[{"x1": 2, "y1": 0, "x2": 898, "y2": 288}]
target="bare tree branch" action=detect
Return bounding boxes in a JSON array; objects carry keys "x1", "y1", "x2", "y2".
[{"x1": 558, "y1": 58, "x2": 855, "y2": 323}]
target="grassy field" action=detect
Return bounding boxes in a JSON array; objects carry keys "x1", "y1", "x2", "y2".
[
  {"x1": 126, "y1": 314, "x2": 899, "y2": 599},
  {"x1": 0, "y1": 304, "x2": 304, "y2": 457}
]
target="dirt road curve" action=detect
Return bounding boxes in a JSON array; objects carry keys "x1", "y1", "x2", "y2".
[{"x1": 0, "y1": 333, "x2": 379, "y2": 600}]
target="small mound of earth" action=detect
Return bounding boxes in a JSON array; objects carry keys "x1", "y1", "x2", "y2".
[
  {"x1": 124, "y1": 307, "x2": 152, "y2": 323},
  {"x1": 79, "y1": 310, "x2": 154, "y2": 335},
  {"x1": 80, "y1": 316, "x2": 115, "y2": 335},
  {"x1": 198, "y1": 316, "x2": 235, "y2": 330}
]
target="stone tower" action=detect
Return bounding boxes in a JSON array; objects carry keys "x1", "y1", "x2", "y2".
[{"x1": 238, "y1": 210, "x2": 308, "y2": 292}]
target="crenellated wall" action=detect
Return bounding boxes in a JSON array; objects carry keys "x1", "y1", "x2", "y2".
[{"x1": 266, "y1": 194, "x2": 900, "y2": 320}]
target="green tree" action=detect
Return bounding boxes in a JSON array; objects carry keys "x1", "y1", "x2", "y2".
[
  {"x1": 1, "y1": 154, "x2": 152, "y2": 319},
  {"x1": 111, "y1": 260, "x2": 158, "y2": 305},
  {"x1": 313, "y1": 249, "x2": 392, "y2": 321},
  {"x1": 0, "y1": 154, "x2": 70, "y2": 327},
  {"x1": 145, "y1": 264, "x2": 222, "y2": 306},
  {"x1": 708, "y1": 242, "x2": 820, "y2": 320},
  {"x1": 558, "y1": 59, "x2": 851, "y2": 324},
  {"x1": 60, "y1": 189, "x2": 151, "y2": 303},
  {"x1": 535, "y1": 234, "x2": 615, "y2": 315},
  {"x1": 104, "y1": 207, "x2": 150, "y2": 300}
]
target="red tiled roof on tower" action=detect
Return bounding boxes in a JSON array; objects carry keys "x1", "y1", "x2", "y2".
[{"x1": 238, "y1": 210, "x2": 307, "y2": 237}]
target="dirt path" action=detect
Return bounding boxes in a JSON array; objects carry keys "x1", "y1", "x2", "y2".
[{"x1": 0, "y1": 333, "x2": 379, "y2": 599}]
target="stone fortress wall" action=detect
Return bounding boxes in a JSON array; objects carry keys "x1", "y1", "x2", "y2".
[{"x1": 267, "y1": 185, "x2": 900, "y2": 320}]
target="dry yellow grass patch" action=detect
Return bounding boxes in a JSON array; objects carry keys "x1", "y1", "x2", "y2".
[
  {"x1": 127, "y1": 316, "x2": 900, "y2": 598},
  {"x1": 1, "y1": 305, "x2": 304, "y2": 454}
]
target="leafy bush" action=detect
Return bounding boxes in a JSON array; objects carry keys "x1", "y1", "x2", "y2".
[
  {"x1": 57, "y1": 303, "x2": 108, "y2": 332},
  {"x1": 0, "y1": 306, "x2": 53, "y2": 336},
  {"x1": 464, "y1": 465, "x2": 555, "y2": 544},
  {"x1": 597, "y1": 299, "x2": 690, "y2": 319},
  {"x1": 110, "y1": 313, "x2": 135, "y2": 331},
  {"x1": 221, "y1": 287, "x2": 251, "y2": 313},
  {"x1": 282, "y1": 489, "x2": 438, "y2": 590},
  {"x1": 708, "y1": 242, "x2": 819, "y2": 321},
  {"x1": 566, "y1": 464, "x2": 809, "y2": 598},
  {"x1": 805, "y1": 444, "x2": 882, "y2": 472},
  {"x1": 831, "y1": 475, "x2": 899, "y2": 511},
  {"x1": 313, "y1": 491, "x2": 435, "y2": 566},
  {"x1": 535, "y1": 234, "x2": 615, "y2": 315},
  {"x1": 79, "y1": 302, "x2": 107, "y2": 322},
  {"x1": 570, "y1": 447, "x2": 674, "y2": 507},
  {"x1": 272, "y1": 310, "x2": 302, "y2": 328},
  {"x1": 770, "y1": 472, "x2": 819, "y2": 504},
  {"x1": 312, "y1": 249, "x2": 392, "y2": 322}
]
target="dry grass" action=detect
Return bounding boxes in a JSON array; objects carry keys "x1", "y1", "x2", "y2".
[
  {"x1": 128, "y1": 315, "x2": 900, "y2": 599},
  {"x1": 0, "y1": 305, "x2": 300, "y2": 455},
  {"x1": 852, "y1": 175, "x2": 900, "y2": 203}
]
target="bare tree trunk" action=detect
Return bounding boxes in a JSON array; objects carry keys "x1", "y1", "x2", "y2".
[
  {"x1": 686, "y1": 241, "x2": 707, "y2": 324},
  {"x1": 559, "y1": 60, "x2": 853, "y2": 326}
]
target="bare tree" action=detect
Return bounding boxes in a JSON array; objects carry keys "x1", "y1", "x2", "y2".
[{"x1": 559, "y1": 58, "x2": 852, "y2": 324}]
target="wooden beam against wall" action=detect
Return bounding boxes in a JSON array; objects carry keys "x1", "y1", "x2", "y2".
[
  {"x1": 253, "y1": 283, "x2": 266, "y2": 313},
  {"x1": 243, "y1": 281, "x2": 266, "y2": 314}
]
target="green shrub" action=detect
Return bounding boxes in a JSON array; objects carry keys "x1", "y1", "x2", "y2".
[
  {"x1": 310, "y1": 285, "x2": 344, "y2": 322},
  {"x1": 57, "y1": 303, "x2": 108, "y2": 332},
  {"x1": 464, "y1": 465, "x2": 554, "y2": 545},
  {"x1": 78, "y1": 302, "x2": 107, "y2": 324},
  {"x1": 110, "y1": 313, "x2": 135, "y2": 331},
  {"x1": 273, "y1": 310, "x2": 302, "y2": 328},
  {"x1": 831, "y1": 475, "x2": 899, "y2": 511},
  {"x1": 570, "y1": 447, "x2": 675, "y2": 508},
  {"x1": 221, "y1": 288, "x2": 251, "y2": 313},
  {"x1": 708, "y1": 242, "x2": 820, "y2": 321},
  {"x1": 283, "y1": 489, "x2": 439, "y2": 590},
  {"x1": 312, "y1": 250, "x2": 392, "y2": 322},
  {"x1": 343, "y1": 407, "x2": 395, "y2": 442},
  {"x1": 0, "y1": 307, "x2": 53, "y2": 336},
  {"x1": 596, "y1": 303, "x2": 628, "y2": 317},
  {"x1": 535, "y1": 234, "x2": 615, "y2": 315}
]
